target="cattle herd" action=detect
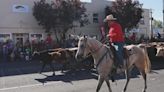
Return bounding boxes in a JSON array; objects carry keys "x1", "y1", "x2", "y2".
[
  {"x1": 32, "y1": 47, "x2": 94, "y2": 75},
  {"x1": 31, "y1": 42, "x2": 164, "y2": 76},
  {"x1": 145, "y1": 42, "x2": 164, "y2": 60}
]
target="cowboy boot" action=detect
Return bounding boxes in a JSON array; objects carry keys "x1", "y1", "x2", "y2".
[{"x1": 110, "y1": 64, "x2": 117, "y2": 82}]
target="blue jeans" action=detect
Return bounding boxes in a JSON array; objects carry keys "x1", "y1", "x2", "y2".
[{"x1": 112, "y1": 42, "x2": 124, "y2": 66}]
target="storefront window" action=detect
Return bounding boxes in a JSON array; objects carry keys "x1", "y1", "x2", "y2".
[
  {"x1": 0, "y1": 34, "x2": 10, "y2": 38},
  {"x1": 30, "y1": 34, "x2": 43, "y2": 44},
  {"x1": 93, "y1": 13, "x2": 99, "y2": 23},
  {"x1": 0, "y1": 34, "x2": 10, "y2": 42},
  {"x1": 31, "y1": 34, "x2": 42, "y2": 38}
]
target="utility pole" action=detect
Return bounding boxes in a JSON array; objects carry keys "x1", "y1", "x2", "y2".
[
  {"x1": 150, "y1": 9, "x2": 153, "y2": 40},
  {"x1": 163, "y1": 0, "x2": 164, "y2": 38}
]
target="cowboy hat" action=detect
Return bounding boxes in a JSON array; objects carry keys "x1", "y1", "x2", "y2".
[{"x1": 104, "y1": 14, "x2": 117, "y2": 22}]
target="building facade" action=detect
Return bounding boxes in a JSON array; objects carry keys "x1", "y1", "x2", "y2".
[
  {"x1": 128, "y1": 8, "x2": 151, "y2": 39},
  {"x1": 0, "y1": 0, "x2": 151, "y2": 44},
  {"x1": 67, "y1": 0, "x2": 112, "y2": 39},
  {"x1": 0, "y1": 0, "x2": 45, "y2": 44}
]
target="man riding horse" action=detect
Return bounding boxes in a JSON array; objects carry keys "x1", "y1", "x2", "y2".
[
  {"x1": 75, "y1": 36, "x2": 151, "y2": 92},
  {"x1": 104, "y1": 14, "x2": 125, "y2": 82}
]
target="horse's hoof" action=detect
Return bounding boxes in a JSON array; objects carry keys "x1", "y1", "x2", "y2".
[
  {"x1": 142, "y1": 89, "x2": 146, "y2": 92},
  {"x1": 122, "y1": 88, "x2": 126, "y2": 92}
]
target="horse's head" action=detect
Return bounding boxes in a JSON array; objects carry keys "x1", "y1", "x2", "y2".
[{"x1": 75, "y1": 36, "x2": 90, "y2": 60}]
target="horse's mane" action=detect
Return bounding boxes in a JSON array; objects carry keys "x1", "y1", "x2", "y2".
[{"x1": 87, "y1": 37, "x2": 103, "y2": 47}]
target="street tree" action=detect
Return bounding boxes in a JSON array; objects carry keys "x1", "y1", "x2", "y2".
[
  {"x1": 152, "y1": 19, "x2": 163, "y2": 28},
  {"x1": 33, "y1": 0, "x2": 88, "y2": 44},
  {"x1": 56, "y1": 0, "x2": 88, "y2": 40},
  {"x1": 33, "y1": 0, "x2": 59, "y2": 41},
  {"x1": 33, "y1": 0, "x2": 57, "y2": 32},
  {"x1": 105, "y1": 0, "x2": 143, "y2": 32}
]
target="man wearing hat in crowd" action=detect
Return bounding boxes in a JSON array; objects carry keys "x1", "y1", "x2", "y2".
[{"x1": 104, "y1": 14, "x2": 125, "y2": 69}]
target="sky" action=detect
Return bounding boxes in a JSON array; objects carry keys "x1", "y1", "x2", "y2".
[
  {"x1": 139, "y1": 0, "x2": 163, "y2": 21},
  {"x1": 81, "y1": 0, "x2": 163, "y2": 21}
]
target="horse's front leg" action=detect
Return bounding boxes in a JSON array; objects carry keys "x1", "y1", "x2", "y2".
[
  {"x1": 105, "y1": 77, "x2": 112, "y2": 92},
  {"x1": 96, "y1": 76, "x2": 105, "y2": 92}
]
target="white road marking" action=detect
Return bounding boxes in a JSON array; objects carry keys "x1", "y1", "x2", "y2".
[{"x1": 0, "y1": 81, "x2": 62, "y2": 91}]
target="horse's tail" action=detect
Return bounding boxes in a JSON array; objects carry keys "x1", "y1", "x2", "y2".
[{"x1": 142, "y1": 47, "x2": 151, "y2": 73}]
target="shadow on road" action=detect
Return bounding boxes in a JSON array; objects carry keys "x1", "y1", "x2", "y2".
[
  {"x1": 35, "y1": 69, "x2": 98, "y2": 84},
  {"x1": 0, "y1": 58, "x2": 94, "y2": 77},
  {"x1": 0, "y1": 57, "x2": 163, "y2": 83},
  {"x1": 0, "y1": 61, "x2": 63, "y2": 77}
]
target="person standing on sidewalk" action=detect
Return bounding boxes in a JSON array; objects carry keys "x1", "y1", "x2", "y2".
[{"x1": 2, "y1": 43, "x2": 8, "y2": 62}]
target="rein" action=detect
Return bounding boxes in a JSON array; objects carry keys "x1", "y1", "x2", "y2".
[
  {"x1": 83, "y1": 38, "x2": 104, "y2": 58},
  {"x1": 96, "y1": 46, "x2": 110, "y2": 67},
  {"x1": 78, "y1": 37, "x2": 112, "y2": 68},
  {"x1": 89, "y1": 44, "x2": 104, "y2": 55},
  {"x1": 85, "y1": 38, "x2": 111, "y2": 68}
]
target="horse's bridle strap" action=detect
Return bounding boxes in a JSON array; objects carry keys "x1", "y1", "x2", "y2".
[
  {"x1": 85, "y1": 37, "x2": 103, "y2": 55},
  {"x1": 96, "y1": 46, "x2": 109, "y2": 67}
]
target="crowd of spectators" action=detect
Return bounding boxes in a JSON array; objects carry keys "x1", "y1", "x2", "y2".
[{"x1": 0, "y1": 34, "x2": 78, "y2": 63}]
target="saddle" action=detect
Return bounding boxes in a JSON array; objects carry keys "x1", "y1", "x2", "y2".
[
  {"x1": 109, "y1": 44, "x2": 130, "y2": 67},
  {"x1": 109, "y1": 44, "x2": 130, "y2": 82}
]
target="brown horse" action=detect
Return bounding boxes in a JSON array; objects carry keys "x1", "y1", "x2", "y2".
[{"x1": 75, "y1": 36, "x2": 151, "y2": 92}]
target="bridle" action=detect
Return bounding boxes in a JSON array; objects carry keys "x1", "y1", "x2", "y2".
[
  {"x1": 81, "y1": 37, "x2": 103, "y2": 56},
  {"x1": 79, "y1": 37, "x2": 111, "y2": 67}
]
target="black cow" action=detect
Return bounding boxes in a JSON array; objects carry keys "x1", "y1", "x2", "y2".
[{"x1": 32, "y1": 50, "x2": 56, "y2": 75}]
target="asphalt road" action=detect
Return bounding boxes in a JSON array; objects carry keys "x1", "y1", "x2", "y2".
[{"x1": 0, "y1": 60, "x2": 164, "y2": 92}]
